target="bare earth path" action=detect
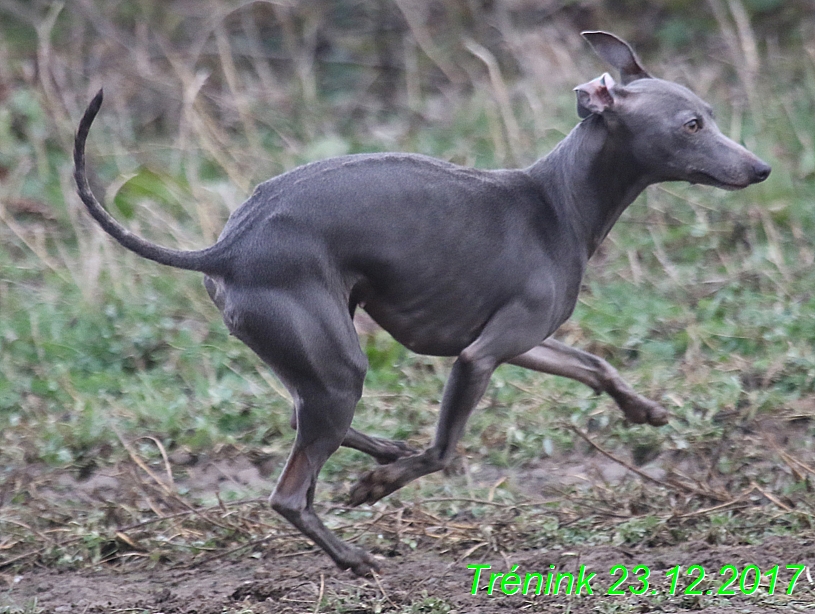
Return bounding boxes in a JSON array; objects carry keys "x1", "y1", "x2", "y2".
[
  {"x1": 4, "y1": 534, "x2": 815, "y2": 613},
  {"x1": 4, "y1": 413, "x2": 815, "y2": 613}
]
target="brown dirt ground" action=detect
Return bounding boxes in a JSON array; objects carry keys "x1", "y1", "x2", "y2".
[
  {"x1": 2, "y1": 447, "x2": 815, "y2": 613},
  {"x1": 3, "y1": 413, "x2": 815, "y2": 613},
  {"x1": 3, "y1": 534, "x2": 814, "y2": 613}
]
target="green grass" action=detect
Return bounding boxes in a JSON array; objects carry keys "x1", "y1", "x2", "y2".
[{"x1": 2, "y1": 41, "x2": 814, "y2": 488}]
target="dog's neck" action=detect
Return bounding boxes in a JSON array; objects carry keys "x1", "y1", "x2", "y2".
[{"x1": 526, "y1": 115, "x2": 652, "y2": 260}]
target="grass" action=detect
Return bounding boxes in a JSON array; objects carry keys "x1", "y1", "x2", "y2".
[{"x1": 1, "y1": 2, "x2": 815, "y2": 612}]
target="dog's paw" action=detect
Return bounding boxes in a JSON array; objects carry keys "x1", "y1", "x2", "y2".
[
  {"x1": 349, "y1": 452, "x2": 436, "y2": 506},
  {"x1": 349, "y1": 467, "x2": 396, "y2": 506},
  {"x1": 332, "y1": 543, "x2": 382, "y2": 577},
  {"x1": 619, "y1": 395, "x2": 670, "y2": 426},
  {"x1": 349, "y1": 552, "x2": 382, "y2": 578},
  {"x1": 645, "y1": 402, "x2": 670, "y2": 426}
]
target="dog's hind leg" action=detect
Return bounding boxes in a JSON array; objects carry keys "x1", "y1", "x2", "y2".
[
  {"x1": 273, "y1": 397, "x2": 380, "y2": 576},
  {"x1": 224, "y1": 287, "x2": 379, "y2": 575}
]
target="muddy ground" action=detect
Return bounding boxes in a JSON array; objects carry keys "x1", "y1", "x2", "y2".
[
  {"x1": 3, "y1": 528, "x2": 814, "y2": 613},
  {"x1": 2, "y1": 439, "x2": 815, "y2": 614}
]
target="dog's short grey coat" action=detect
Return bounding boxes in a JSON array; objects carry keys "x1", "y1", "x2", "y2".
[{"x1": 74, "y1": 32, "x2": 770, "y2": 575}]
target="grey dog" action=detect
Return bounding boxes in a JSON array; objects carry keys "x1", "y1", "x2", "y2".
[{"x1": 74, "y1": 32, "x2": 770, "y2": 575}]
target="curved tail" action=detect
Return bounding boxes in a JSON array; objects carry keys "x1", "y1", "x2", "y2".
[{"x1": 73, "y1": 90, "x2": 226, "y2": 274}]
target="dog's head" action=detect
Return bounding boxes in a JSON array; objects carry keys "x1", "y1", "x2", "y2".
[{"x1": 574, "y1": 31, "x2": 770, "y2": 189}]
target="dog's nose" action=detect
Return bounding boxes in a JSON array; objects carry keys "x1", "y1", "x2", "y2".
[{"x1": 751, "y1": 160, "x2": 771, "y2": 183}]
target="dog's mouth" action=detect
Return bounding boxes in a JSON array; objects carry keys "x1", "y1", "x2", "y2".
[
  {"x1": 688, "y1": 170, "x2": 750, "y2": 191},
  {"x1": 687, "y1": 160, "x2": 770, "y2": 190}
]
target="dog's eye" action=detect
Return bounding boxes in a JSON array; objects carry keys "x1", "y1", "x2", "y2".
[{"x1": 684, "y1": 118, "x2": 701, "y2": 134}]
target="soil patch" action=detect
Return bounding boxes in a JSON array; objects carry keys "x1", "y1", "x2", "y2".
[{"x1": 3, "y1": 535, "x2": 814, "y2": 613}]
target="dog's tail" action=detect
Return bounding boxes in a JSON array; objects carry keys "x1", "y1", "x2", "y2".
[{"x1": 74, "y1": 90, "x2": 226, "y2": 274}]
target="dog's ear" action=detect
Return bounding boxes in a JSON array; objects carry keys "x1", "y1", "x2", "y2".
[
  {"x1": 582, "y1": 31, "x2": 651, "y2": 85},
  {"x1": 574, "y1": 72, "x2": 616, "y2": 118}
]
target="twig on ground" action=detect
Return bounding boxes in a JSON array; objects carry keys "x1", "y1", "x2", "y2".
[
  {"x1": 188, "y1": 530, "x2": 305, "y2": 568},
  {"x1": 569, "y1": 426, "x2": 728, "y2": 502},
  {"x1": 313, "y1": 572, "x2": 325, "y2": 614},
  {"x1": 136, "y1": 436, "x2": 176, "y2": 491},
  {"x1": 113, "y1": 426, "x2": 174, "y2": 497},
  {"x1": 372, "y1": 571, "x2": 398, "y2": 610},
  {"x1": 767, "y1": 435, "x2": 815, "y2": 481},
  {"x1": 676, "y1": 486, "x2": 755, "y2": 518},
  {"x1": 751, "y1": 482, "x2": 793, "y2": 513}
]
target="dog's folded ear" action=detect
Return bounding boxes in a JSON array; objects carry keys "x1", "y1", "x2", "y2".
[
  {"x1": 582, "y1": 31, "x2": 651, "y2": 85},
  {"x1": 575, "y1": 72, "x2": 616, "y2": 118}
]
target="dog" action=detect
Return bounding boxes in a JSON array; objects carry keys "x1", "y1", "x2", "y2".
[{"x1": 74, "y1": 31, "x2": 770, "y2": 575}]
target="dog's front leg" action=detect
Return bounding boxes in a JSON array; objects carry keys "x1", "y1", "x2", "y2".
[
  {"x1": 507, "y1": 338, "x2": 669, "y2": 426},
  {"x1": 348, "y1": 350, "x2": 496, "y2": 505},
  {"x1": 290, "y1": 391, "x2": 418, "y2": 465},
  {"x1": 342, "y1": 428, "x2": 419, "y2": 464},
  {"x1": 348, "y1": 301, "x2": 548, "y2": 506}
]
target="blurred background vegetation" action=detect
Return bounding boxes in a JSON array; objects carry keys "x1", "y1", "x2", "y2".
[{"x1": 2, "y1": 0, "x2": 815, "y2": 571}]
